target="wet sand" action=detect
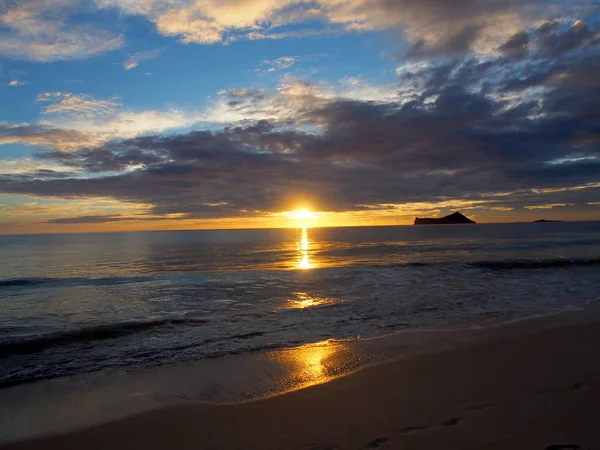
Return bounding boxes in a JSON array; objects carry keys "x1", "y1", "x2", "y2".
[{"x1": 4, "y1": 313, "x2": 600, "y2": 450}]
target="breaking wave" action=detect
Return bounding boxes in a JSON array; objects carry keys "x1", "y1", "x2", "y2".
[
  {"x1": 469, "y1": 258, "x2": 600, "y2": 270},
  {"x1": 0, "y1": 317, "x2": 209, "y2": 357}
]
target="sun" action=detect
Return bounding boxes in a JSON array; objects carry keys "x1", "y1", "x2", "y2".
[
  {"x1": 287, "y1": 209, "x2": 317, "y2": 220},
  {"x1": 282, "y1": 208, "x2": 320, "y2": 228}
]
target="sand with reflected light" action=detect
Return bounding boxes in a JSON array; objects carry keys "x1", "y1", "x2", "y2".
[{"x1": 264, "y1": 339, "x2": 363, "y2": 393}]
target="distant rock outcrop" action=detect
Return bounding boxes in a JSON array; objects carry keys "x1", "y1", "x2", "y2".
[
  {"x1": 414, "y1": 212, "x2": 476, "y2": 225},
  {"x1": 533, "y1": 219, "x2": 563, "y2": 223}
]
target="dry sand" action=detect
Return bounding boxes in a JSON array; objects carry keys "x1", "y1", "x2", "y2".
[{"x1": 3, "y1": 313, "x2": 600, "y2": 450}]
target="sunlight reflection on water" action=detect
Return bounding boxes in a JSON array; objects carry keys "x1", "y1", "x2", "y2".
[
  {"x1": 297, "y1": 226, "x2": 314, "y2": 270},
  {"x1": 285, "y1": 227, "x2": 344, "y2": 308},
  {"x1": 284, "y1": 292, "x2": 339, "y2": 309}
]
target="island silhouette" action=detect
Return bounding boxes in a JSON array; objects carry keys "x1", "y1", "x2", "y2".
[{"x1": 414, "y1": 212, "x2": 476, "y2": 225}]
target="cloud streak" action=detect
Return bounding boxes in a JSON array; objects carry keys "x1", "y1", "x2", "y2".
[
  {"x1": 8, "y1": 79, "x2": 29, "y2": 86},
  {"x1": 38, "y1": 93, "x2": 121, "y2": 118},
  {"x1": 123, "y1": 49, "x2": 163, "y2": 70},
  {"x1": 259, "y1": 56, "x2": 297, "y2": 72}
]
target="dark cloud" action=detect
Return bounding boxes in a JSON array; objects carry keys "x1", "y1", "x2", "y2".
[
  {"x1": 1, "y1": 84, "x2": 598, "y2": 217},
  {"x1": 407, "y1": 25, "x2": 482, "y2": 58},
  {"x1": 220, "y1": 88, "x2": 266, "y2": 107},
  {"x1": 495, "y1": 19, "x2": 599, "y2": 65},
  {"x1": 43, "y1": 214, "x2": 178, "y2": 224},
  {"x1": 45, "y1": 215, "x2": 135, "y2": 224},
  {"x1": 375, "y1": 0, "x2": 540, "y2": 57},
  {"x1": 498, "y1": 30, "x2": 530, "y2": 59},
  {"x1": 0, "y1": 123, "x2": 94, "y2": 151},
  {"x1": 40, "y1": 146, "x2": 169, "y2": 173},
  {"x1": 380, "y1": 1, "x2": 595, "y2": 59},
  {"x1": 536, "y1": 19, "x2": 595, "y2": 58}
]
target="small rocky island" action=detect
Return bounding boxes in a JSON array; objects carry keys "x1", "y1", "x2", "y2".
[
  {"x1": 414, "y1": 212, "x2": 476, "y2": 225},
  {"x1": 533, "y1": 219, "x2": 563, "y2": 223}
]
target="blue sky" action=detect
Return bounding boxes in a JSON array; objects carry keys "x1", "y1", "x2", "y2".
[{"x1": 1, "y1": 0, "x2": 600, "y2": 233}]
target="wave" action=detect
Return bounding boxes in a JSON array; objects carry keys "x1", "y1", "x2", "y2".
[
  {"x1": 0, "y1": 275, "x2": 166, "y2": 290},
  {"x1": 0, "y1": 278, "x2": 54, "y2": 287},
  {"x1": 469, "y1": 258, "x2": 600, "y2": 270},
  {"x1": 0, "y1": 274, "x2": 214, "y2": 290},
  {"x1": 0, "y1": 317, "x2": 208, "y2": 357},
  {"x1": 0, "y1": 335, "x2": 306, "y2": 389},
  {"x1": 370, "y1": 258, "x2": 600, "y2": 271},
  {"x1": 371, "y1": 261, "x2": 435, "y2": 268}
]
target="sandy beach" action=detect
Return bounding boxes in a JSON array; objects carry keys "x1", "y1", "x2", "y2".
[{"x1": 3, "y1": 308, "x2": 600, "y2": 450}]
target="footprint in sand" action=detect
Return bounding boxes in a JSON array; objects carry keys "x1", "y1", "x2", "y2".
[
  {"x1": 400, "y1": 426, "x2": 428, "y2": 433},
  {"x1": 545, "y1": 445, "x2": 581, "y2": 450},
  {"x1": 365, "y1": 437, "x2": 389, "y2": 448},
  {"x1": 466, "y1": 403, "x2": 493, "y2": 411},
  {"x1": 308, "y1": 444, "x2": 339, "y2": 450},
  {"x1": 441, "y1": 417, "x2": 463, "y2": 427}
]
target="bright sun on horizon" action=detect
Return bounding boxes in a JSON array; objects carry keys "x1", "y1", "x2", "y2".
[
  {"x1": 287, "y1": 209, "x2": 317, "y2": 220},
  {"x1": 282, "y1": 208, "x2": 320, "y2": 227}
]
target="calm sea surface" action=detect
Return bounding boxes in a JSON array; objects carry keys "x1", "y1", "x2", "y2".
[{"x1": 1, "y1": 222, "x2": 600, "y2": 387}]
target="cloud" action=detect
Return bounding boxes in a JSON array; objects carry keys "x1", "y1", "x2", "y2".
[
  {"x1": 44, "y1": 214, "x2": 147, "y2": 224},
  {"x1": 2, "y1": 13, "x2": 600, "y2": 222},
  {"x1": 498, "y1": 30, "x2": 530, "y2": 59},
  {"x1": 123, "y1": 49, "x2": 163, "y2": 70},
  {"x1": 3, "y1": 48, "x2": 599, "y2": 217},
  {"x1": 205, "y1": 76, "x2": 406, "y2": 126},
  {"x1": 8, "y1": 79, "x2": 29, "y2": 86},
  {"x1": 33, "y1": 92, "x2": 204, "y2": 147},
  {"x1": 0, "y1": 0, "x2": 595, "y2": 64},
  {"x1": 94, "y1": 0, "x2": 597, "y2": 59},
  {"x1": 0, "y1": 122, "x2": 101, "y2": 151},
  {"x1": 0, "y1": 0, "x2": 123, "y2": 62},
  {"x1": 0, "y1": 157, "x2": 77, "y2": 176},
  {"x1": 0, "y1": 195, "x2": 151, "y2": 228},
  {"x1": 407, "y1": 24, "x2": 483, "y2": 58},
  {"x1": 0, "y1": 91, "x2": 204, "y2": 152},
  {"x1": 57, "y1": 108, "x2": 203, "y2": 139},
  {"x1": 524, "y1": 203, "x2": 567, "y2": 210},
  {"x1": 321, "y1": 0, "x2": 598, "y2": 57},
  {"x1": 259, "y1": 56, "x2": 297, "y2": 72},
  {"x1": 38, "y1": 92, "x2": 121, "y2": 118},
  {"x1": 536, "y1": 19, "x2": 598, "y2": 57}
]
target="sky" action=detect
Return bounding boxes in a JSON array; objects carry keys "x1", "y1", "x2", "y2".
[{"x1": 1, "y1": 0, "x2": 600, "y2": 233}]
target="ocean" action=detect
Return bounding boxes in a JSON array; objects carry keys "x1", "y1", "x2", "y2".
[{"x1": 1, "y1": 222, "x2": 600, "y2": 390}]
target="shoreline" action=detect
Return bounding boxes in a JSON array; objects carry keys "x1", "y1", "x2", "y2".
[{"x1": 2, "y1": 303, "x2": 600, "y2": 448}]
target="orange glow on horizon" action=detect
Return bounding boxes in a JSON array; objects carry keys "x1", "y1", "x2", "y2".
[{"x1": 6, "y1": 197, "x2": 600, "y2": 235}]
